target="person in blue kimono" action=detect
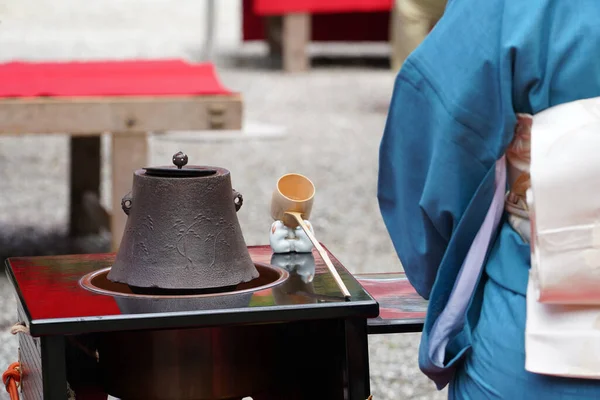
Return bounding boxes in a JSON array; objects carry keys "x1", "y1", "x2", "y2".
[{"x1": 378, "y1": 0, "x2": 600, "y2": 398}]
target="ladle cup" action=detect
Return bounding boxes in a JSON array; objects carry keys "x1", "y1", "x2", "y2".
[
  {"x1": 270, "y1": 173, "x2": 315, "y2": 228},
  {"x1": 271, "y1": 173, "x2": 351, "y2": 300}
]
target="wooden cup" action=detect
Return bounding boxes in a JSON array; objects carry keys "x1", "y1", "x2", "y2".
[{"x1": 270, "y1": 173, "x2": 315, "y2": 228}]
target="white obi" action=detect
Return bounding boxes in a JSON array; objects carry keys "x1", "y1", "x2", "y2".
[{"x1": 516, "y1": 97, "x2": 600, "y2": 379}]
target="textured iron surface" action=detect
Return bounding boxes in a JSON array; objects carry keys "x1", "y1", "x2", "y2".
[{"x1": 108, "y1": 166, "x2": 259, "y2": 290}]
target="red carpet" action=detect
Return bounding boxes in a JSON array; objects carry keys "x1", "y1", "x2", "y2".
[
  {"x1": 255, "y1": 0, "x2": 392, "y2": 14},
  {"x1": 0, "y1": 59, "x2": 233, "y2": 98}
]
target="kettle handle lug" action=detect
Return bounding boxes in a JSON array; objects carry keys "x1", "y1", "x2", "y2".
[
  {"x1": 121, "y1": 192, "x2": 133, "y2": 216},
  {"x1": 233, "y1": 189, "x2": 243, "y2": 212}
]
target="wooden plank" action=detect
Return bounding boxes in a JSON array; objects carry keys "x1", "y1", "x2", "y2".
[
  {"x1": 18, "y1": 304, "x2": 44, "y2": 400},
  {"x1": 283, "y1": 13, "x2": 311, "y2": 73},
  {"x1": 69, "y1": 136, "x2": 104, "y2": 237},
  {"x1": 111, "y1": 132, "x2": 148, "y2": 251},
  {"x1": 0, "y1": 95, "x2": 243, "y2": 134}
]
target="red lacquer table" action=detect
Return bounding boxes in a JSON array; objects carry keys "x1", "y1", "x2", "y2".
[
  {"x1": 0, "y1": 59, "x2": 242, "y2": 251},
  {"x1": 5, "y1": 245, "x2": 425, "y2": 399}
]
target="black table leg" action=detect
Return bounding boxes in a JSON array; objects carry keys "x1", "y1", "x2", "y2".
[
  {"x1": 344, "y1": 318, "x2": 370, "y2": 400},
  {"x1": 41, "y1": 335, "x2": 67, "y2": 400}
]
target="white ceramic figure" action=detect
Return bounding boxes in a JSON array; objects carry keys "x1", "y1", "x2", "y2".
[{"x1": 269, "y1": 220, "x2": 315, "y2": 253}]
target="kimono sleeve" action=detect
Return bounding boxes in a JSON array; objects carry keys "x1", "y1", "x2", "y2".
[
  {"x1": 377, "y1": 60, "x2": 511, "y2": 300},
  {"x1": 377, "y1": 0, "x2": 518, "y2": 301}
]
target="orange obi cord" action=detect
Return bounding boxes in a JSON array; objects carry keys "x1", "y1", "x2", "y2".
[{"x1": 2, "y1": 362, "x2": 20, "y2": 400}]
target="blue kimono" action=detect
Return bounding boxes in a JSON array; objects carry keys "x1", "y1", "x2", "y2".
[{"x1": 378, "y1": 0, "x2": 600, "y2": 398}]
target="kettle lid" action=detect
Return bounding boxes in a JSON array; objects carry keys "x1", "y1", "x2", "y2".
[{"x1": 143, "y1": 151, "x2": 218, "y2": 178}]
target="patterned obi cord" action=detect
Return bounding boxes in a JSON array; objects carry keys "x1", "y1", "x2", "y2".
[{"x1": 505, "y1": 113, "x2": 533, "y2": 244}]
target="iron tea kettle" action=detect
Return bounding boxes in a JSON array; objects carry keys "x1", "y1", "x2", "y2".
[{"x1": 107, "y1": 151, "x2": 259, "y2": 293}]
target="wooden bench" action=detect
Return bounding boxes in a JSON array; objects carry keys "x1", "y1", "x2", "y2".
[
  {"x1": 0, "y1": 59, "x2": 243, "y2": 251},
  {"x1": 242, "y1": 0, "x2": 393, "y2": 72}
]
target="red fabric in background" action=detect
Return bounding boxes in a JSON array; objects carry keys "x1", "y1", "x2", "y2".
[
  {"x1": 256, "y1": 0, "x2": 392, "y2": 14},
  {"x1": 242, "y1": 0, "x2": 391, "y2": 42},
  {"x1": 311, "y1": 12, "x2": 390, "y2": 41},
  {"x1": 0, "y1": 59, "x2": 233, "y2": 98}
]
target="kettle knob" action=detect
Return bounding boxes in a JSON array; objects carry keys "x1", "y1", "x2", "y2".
[{"x1": 172, "y1": 151, "x2": 188, "y2": 169}]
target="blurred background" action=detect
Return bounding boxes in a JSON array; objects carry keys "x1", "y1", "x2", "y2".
[{"x1": 0, "y1": 1, "x2": 445, "y2": 398}]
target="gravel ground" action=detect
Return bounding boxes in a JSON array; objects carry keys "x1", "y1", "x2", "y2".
[{"x1": 0, "y1": 1, "x2": 446, "y2": 398}]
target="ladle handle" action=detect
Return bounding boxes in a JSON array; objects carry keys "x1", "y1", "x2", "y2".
[{"x1": 285, "y1": 211, "x2": 352, "y2": 300}]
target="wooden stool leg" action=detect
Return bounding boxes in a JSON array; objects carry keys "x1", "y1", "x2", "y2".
[
  {"x1": 266, "y1": 16, "x2": 283, "y2": 56},
  {"x1": 69, "y1": 136, "x2": 104, "y2": 237},
  {"x1": 283, "y1": 13, "x2": 311, "y2": 73},
  {"x1": 111, "y1": 132, "x2": 148, "y2": 251}
]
